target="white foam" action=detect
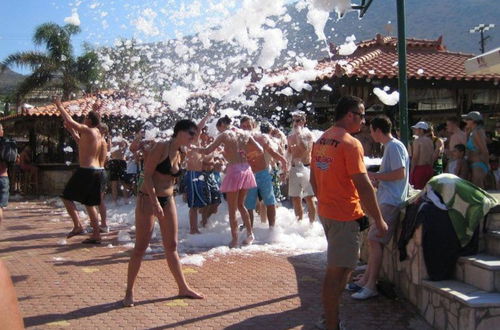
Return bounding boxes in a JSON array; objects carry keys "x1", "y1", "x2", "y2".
[
  {"x1": 373, "y1": 87, "x2": 400, "y2": 106},
  {"x1": 180, "y1": 254, "x2": 206, "y2": 266},
  {"x1": 104, "y1": 196, "x2": 327, "y2": 266},
  {"x1": 338, "y1": 35, "x2": 357, "y2": 55},
  {"x1": 64, "y1": 9, "x2": 81, "y2": 26}
]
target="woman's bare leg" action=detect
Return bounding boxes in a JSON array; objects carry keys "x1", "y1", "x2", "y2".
[
  {"x1": 238, "y1": 189, "x2": 254, "y2": 245},
  {"x1": 226, "y1": 192, "x2": 239, "y2": 248},
  {"x1": 124, "y1": 196, "x2": 155, "y2": 307},
  {"x1": 159, "y1": 197, "x2": 203, "y2": 299}
]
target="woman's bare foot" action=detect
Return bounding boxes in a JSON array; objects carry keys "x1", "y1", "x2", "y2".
[
  {"x1": 242, "y1": 233, "x2": 254, "y2": 246},
  {"x1": 178, "y1": 288, "x2": 204, "y2": 299},
  {"x1": 229, "y1": 238, "x2": 238, "y2": 248},
  {"x1": 123, "y1": 291, "x2": 134, "y2": 307}
]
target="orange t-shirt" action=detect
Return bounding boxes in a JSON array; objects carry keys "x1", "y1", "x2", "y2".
[{"x1": 311, "y1": 126, "x2": 366, "y2": 221}]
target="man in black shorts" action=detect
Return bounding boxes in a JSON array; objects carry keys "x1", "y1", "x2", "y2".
[{"x1": 55, "y1": 97, "x2": 105, "y2": 244}]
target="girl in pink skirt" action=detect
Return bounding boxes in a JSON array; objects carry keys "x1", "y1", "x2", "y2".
[{"x1": 194, "y1": 115, "x2": 262, "y2": 248}]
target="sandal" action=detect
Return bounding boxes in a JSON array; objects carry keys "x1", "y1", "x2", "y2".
[
  {"x1": 67, "y1": 229, "x2": 85, "y2": 238},
  {"x1": 82, "y1": 238, "x2": 102, "y2": 245}
]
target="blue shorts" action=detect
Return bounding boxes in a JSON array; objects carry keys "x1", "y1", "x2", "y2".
[
  {"x1": 204, "y1": 171, "x2": 221, "y2": 205},
  {"x1": 183, "y1": 170, "x2": 210, "y2": 208},
  {"x1": 0, "y1": 176, "x2": 9, "y2": 208},
  {"x1": 244, "y1": 169, "x2": 276, "y2": 210}
]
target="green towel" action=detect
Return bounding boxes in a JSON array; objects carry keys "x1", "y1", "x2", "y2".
[{"x1": 426, "y1": 174, "x2": 498, "y2": 247}]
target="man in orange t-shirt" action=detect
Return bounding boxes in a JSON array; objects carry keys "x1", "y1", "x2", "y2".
[{"x1": 310, "y1": 96, "x2": 387, "y2": 330}]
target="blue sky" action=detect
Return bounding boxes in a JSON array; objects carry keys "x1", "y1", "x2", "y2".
[{"x1": 0, "y1": 0, "x2": 247, "y2": 74}]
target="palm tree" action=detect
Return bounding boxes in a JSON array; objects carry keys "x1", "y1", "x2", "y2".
[{"x1": 2, "y1": 23, "x2": 98, "y2": 102}]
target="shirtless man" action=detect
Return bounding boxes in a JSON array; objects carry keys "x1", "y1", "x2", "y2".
[
  {"x1": 446, "y1": 117, "x2": 467, "y2": 158},
  {"x1": 108, "y1": 134, "x2": 128, "y2": 204},
  {"x1": 240, "y1": 116, "x2": 288, "y2": 227},
  {"x1": 65, "y1": 121, "x2": 109, "y2": 232},
  {"x1": 199, "y1": 129, "x2": 223, "y2": 227},
  {"x1": 55, "y1": 97, "x2": 105, "y2": 244},
  {"x1": 287, "y1": 111, "x2": 317, "y2": 223},
  {"x1": 183, "y1": 107, "x2": 214, "y2": 234},
  {"x1": 409, "y1": 121, "x2": 435, "y2": 189}
]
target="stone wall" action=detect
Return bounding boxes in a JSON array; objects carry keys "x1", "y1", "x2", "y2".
[
  {"x1": 39, "y1": 168, "x2": 76, "y2": 196},
  {"x1": 360, "y1": 223, "x2": 426, "y2": 306},
  {"x1": 360, "y1": 210, "x2": 500, "y2": 330}
]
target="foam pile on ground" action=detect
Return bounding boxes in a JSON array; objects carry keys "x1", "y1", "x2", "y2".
[{"x1": 105, "y1": 196, "x2": 327, "y2": 266}]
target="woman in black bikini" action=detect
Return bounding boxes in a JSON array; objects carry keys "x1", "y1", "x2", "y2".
[{"x1": 123, "y1": 120, "x2": 204, "y2": 307}]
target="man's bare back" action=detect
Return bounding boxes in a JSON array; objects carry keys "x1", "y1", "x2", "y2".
[
  {"x1": 413, "y1": 136, "x2": 434, "y2": 166},
  {"x1": 78, "y1": 128, "x2": 101, "y2": 168},
  {"x1": 287, "y1": 128, "x2": 313, "y2": 165}
]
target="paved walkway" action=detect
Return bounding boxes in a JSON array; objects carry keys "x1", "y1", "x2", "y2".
[{"x1": 1, "y1": 200, "x2": 431, "y2": 329}]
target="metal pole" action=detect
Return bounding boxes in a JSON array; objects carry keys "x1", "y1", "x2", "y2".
[
  {"x1": 480, "y1": 29, "x2": 485, "y2": 53},
  {"x1": 397, "y1": 0, "x2": 409, "y2": 146}
]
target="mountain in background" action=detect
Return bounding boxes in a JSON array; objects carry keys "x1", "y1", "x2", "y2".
[
  {"x1": 2, "y1": 0, "x2": 499, "y2": 96},
  {"x1": 0, "y1": 66, "x2": 25, "y2": 96},
  {"x1": 279, "y1": 0, "x2": 500, "y2": 62}
]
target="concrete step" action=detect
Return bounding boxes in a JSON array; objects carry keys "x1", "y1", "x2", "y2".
[
  {"x1": 420, "y1": 279, "x2": 500, "y2": 329},
  {"x1": 455, "y1": 254, "x2": 500, "y2": 292},
  {"x1": 422, "y1": 279, "x2": 500, "y2": 308},
  {"x1": 486, "y1": 210, "x2": 500, "y2": 231},
  {"x1": 485, "y1": 231, "x2": 500, "y2": 257}
]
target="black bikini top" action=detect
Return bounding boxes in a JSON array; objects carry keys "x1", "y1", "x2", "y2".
[{"x1": 156, "y1": 144, "x2": 182, "y2": 177}]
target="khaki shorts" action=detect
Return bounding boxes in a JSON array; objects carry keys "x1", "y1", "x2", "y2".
[
  {"x1": 368, "y1": 204, "x2": 400, "y2": 245},
  {"x1": 288, "y1": 164, "x2": 314, "y2": 198},
  {"x1": 320, "y1": 216, "x2": 360, "y2": 269}
]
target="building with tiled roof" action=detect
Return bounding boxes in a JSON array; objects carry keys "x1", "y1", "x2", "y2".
[
  {"x1": 0, "y1": 91, "x2": 118, "y2": 122},
  {"x1": 251, "y1": 34, "x2": 500, "y2": 130}
]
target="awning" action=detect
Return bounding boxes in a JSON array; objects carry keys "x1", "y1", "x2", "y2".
[{"x1": 465, "y1": 47, "x2": 500, "y2": 74}]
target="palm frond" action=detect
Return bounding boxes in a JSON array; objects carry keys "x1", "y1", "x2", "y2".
[{"x1": 2, "y1": 51, "x2": 50, "y2": 72}]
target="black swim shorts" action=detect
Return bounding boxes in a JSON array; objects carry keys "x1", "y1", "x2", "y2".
[
  {"x1": 62, "y1": 167, "x2": 104, "y2": 206},
  {"x1": 107, "y1": 159, "x2": 126, "y2": 181}
]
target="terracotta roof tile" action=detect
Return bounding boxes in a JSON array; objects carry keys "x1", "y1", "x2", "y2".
[
  {"x1": 263, "y1": 35, "x2": 500, "y2": 88},
  {"x1": 0, "y1": 92, "x2": 122, "y2": 122}
]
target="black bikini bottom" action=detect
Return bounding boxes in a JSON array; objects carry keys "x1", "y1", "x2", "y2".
[{"x1": 138, "y1": 191, "x2": 172, "y2": 207}]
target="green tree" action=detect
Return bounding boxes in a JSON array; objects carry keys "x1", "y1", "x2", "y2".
[{"x1": 1, "y1": 23, "x2": 99, "y2": 102}]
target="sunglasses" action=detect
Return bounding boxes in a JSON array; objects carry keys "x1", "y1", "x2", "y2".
[
  {"x1": 350, "y1": 111, "x2": 366, "y2": 119},
  {"x1": 293, "y1": 118, "x2": 303, "y2": 123}
]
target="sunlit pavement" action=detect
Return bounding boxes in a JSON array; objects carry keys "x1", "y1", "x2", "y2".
[{"x1": 1, "y1": 200, "x2": 431, "y2": 329}]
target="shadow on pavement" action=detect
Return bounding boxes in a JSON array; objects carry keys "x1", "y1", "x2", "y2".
[
  {"x1": 223, "y1": 253, "x2": 324, "y2": 329},
  {"x1": 151, "y1": 252, "x2": 324, "y2": 329},
  {"x1": 23, "y1": 297, "x2": 175, "y2": 327}
]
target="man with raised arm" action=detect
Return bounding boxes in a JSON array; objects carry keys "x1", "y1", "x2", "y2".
[
  {"x1": 310, "y1": 96, "x2": 387, "y2": 330},
  {"x1": 183, "y1": 105, "x2": 214, "y2": 234},
  {"x1": 54, "y1": 97, "x2": 105, "y2": 244}
]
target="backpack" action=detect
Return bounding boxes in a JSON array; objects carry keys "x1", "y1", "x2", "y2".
[{"x1": 0, "y1": 137, "x2": 18, "y2": 164}]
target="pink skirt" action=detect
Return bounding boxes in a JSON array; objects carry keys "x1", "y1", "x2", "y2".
[{"x1": 220, "y1": 163, "x2": 257, "y2": 193}]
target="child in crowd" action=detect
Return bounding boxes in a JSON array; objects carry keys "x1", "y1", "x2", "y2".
[
  {"x1": 486, "y1": 157, "x2": 499, "y2": 190},
  {"x1": 446, "y1": 144, "x2": 469, "y2": 180}
]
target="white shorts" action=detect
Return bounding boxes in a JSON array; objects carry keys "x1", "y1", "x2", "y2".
[{"x1": 288, "y1": 164, "x2": 314, "y2": 198}]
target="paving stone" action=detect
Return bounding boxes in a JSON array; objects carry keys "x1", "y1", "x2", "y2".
[{"x1": 1, "y1": 201, "x2": 431, "y2": 329}]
